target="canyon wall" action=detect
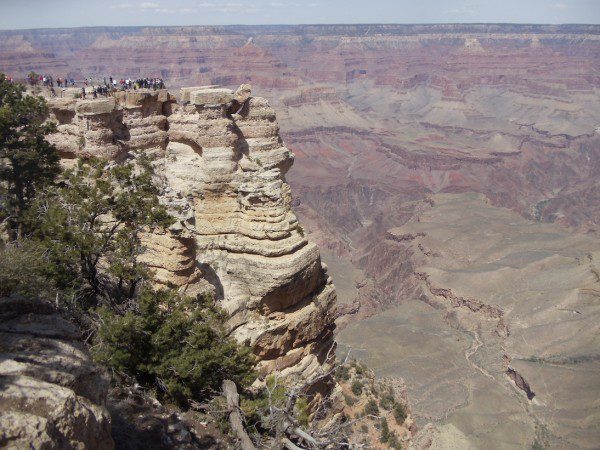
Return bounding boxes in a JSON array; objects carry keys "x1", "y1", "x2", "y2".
[
  {"x1": 1, "y1": 23, "x2": 599, "y2": 448},
  {"x1": 43, "y1": 86, "x2": 337, "y2": 394}
]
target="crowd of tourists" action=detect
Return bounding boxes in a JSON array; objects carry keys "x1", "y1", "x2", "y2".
[
  {"x1": 19, "y1": 72, "x2": 166, "y2": 98},
  {"x1": 118, "y1": 77, "x2": 166, "y2": 90},
  {"x1": 27, "y1": 73, "x2": 75, "y2": 88}
]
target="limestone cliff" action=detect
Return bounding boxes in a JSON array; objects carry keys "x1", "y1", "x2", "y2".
[{"x1": 44, "y1": 86, "x2": 338, "y2": 393}]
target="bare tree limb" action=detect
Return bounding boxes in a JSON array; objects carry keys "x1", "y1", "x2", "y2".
[{"x1": 222, "y1": 379, "x2": 256, "y2": 450}]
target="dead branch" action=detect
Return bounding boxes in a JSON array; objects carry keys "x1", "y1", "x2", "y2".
[{"x1": 222, "y1": 379, "x2": 256, "y2": 450}]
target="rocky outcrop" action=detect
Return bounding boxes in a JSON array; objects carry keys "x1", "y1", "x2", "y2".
[
  {"x1": 0, "y1": 296, "x2": 113, "y2": 450},
  {"x1": 43, "y1": 85, "x2": 338, "y2": 395},
  {"x1": 46, "y1": 90, "x2": 170, "y2": 159}
]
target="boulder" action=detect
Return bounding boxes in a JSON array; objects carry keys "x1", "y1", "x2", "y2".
[
  {"x1": 189, "y1": 88, "x2": 234, "y2": 106},
  {"x1": 234, "y1": 83, "x2": 252, "y2": 104},
  {"x1": 75, "y1": 98, "x2": 117, "y2": 116}
]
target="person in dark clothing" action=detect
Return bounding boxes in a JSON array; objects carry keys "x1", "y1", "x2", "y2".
[{"x1": 81, "y1": 87, "x2": 86, "y2": 99}]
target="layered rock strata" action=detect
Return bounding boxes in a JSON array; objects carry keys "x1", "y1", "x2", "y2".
[
  {"x1": 0, "y1": 296, "x2": 113, "y2": 450},
  {"x1": 44, "y1": 86, "x2": 337, "y2": 393}
]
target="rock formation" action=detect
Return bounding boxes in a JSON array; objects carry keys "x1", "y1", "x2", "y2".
[
  {"x1": 0, "y1": 296, "x2": 113, "y2": 450},
  {"x1": 43, "y1": 85, "x2": 338, "y2": 394}
]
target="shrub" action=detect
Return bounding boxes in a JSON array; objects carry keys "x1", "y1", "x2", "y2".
[
  {"x1": 343, "y1": 393, "x2": 356, "y2": 407},
  {"x1": 364, "y1": 398, "x2": 379, "y2": 416},
  {"x1": 379, "y1": 390, "x2": 395, "y2": 410},
  {"x1": 294, "y1": 397, "x2": 310, "y2": 428},
  {"x1": 354, "y1": 362, "x2": 366, "y2": 377},
  {"x1": 532, "y1": 440, "x2": 545, "y2": 450},
  {"x1": 388, "y1": 432, "x2": 402, "y2": 449},
  {"x1": 380, "y1": 418, "x2": 390, "y2": 443},
  {"x1": 393, "y1": 402, "x2": 407, "y2": 424},
  {"x1": 93, "y1": 289, "x2": 255, "y2": 406},
  {"x1": 351, "y1": 380, "x2": 363, "y2": 396},
  {"x1": 336, "y1": 364, "x2": 351, "y2": 381},
  {"x1": 0, "y1": 240, "x2": 56, "y2": 298}
]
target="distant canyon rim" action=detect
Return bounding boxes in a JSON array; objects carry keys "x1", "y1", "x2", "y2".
[{"x1": 1, "y1": 23, "x2": 599, "y2": 449}]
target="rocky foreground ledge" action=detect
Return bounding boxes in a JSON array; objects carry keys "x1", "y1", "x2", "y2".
[
  {"x1": 0, "y1": 296, "x2": 113, "y2": 449},
  {"x1": 43, "y1": 85, "x2": 338, "y2": 395}
]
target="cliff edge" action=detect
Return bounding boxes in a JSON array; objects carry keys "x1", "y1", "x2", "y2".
[{"x1": 43, "y1": 85, "x2": 338, "y2": 397}]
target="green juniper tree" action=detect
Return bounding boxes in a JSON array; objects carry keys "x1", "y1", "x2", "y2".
[
  {"x1": 0, "y1": 74, "x2": 60, "y2": 238},
  {"x1": 94, "y1": 289, "x2": 255, "y2": 406},
  {"x1": 27, "y1": 156, "x2": 172, "y2": 310}
]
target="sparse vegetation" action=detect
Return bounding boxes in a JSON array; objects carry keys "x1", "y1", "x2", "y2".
[
  {"x1": 351, "y1": 379, "x2": 364, "y2": 396},
  {"x1": 393, "y1": 402, "x2": 407, "y2": 424},
  {"x1": 336, "y1": 364, "x2": 351, "y2": 381},
  {"x1": 379, "y1": 388, "x2": 396, "y2": 410},
  {"x1": 364, "y1": 398, "x2": 379, "y2": 416},
  {"x1": 380, "y1": 417, "x2": 390, "y2": 443},
  {"x1": 343, "y1": 392, "x2": 356, "y2": 406}
]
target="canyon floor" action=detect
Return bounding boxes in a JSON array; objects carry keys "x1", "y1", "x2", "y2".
[{"x1": 336, "y1": 193, "x2": 600, "y2": 449}]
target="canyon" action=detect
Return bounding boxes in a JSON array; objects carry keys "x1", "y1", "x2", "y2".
[{"x1": 1, "y1": 23, "x2": 599, "y2": 449}]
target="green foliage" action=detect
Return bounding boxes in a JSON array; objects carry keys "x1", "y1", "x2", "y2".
[
  {"x1": 0, "y1": 239, "x2": 58, "y2": 298},
  {"x1": 387, "y1": 432, "x2": 402, "y2": 450},
  {"x1": 364, "y1": 398, "x2": 379, "y2": 416},
  {"x1": 0, "y1": 80, "x2": 259, "y2": 429},
  {"x1": 379, "y1": 388, "x2": 395, "y2": 411},
  {"x1": 0, "y1": 74, "x2": 60, "y2": 237},
  {"x1": 351, "y1": 380, "x2": 363, "y2": 396},
  {"x1": 27, "y1": 156, "x2": 172, "y2": 308},
  {"x1": 352, "y1": 361, "x2": 366, "y2": 377},
  {"x1": 343, "y1": 392, "x2": 356, "y2": 407},
  {"x1": 294, "y1": 397, "x2": 310, "y2": 428},
  {"x1": 393, "y1": 402, "x2": 407, "y2": 424},
  {"x1": 296, "y1": 225, "x2": 305, "y2": 237},
  {"x1": 335, "y1": 364, "x2": 351, "y2": 381},
  {"x1": 240, "y1": 374, "x2": 288, "y2": 432},
  {"x1": 380, "y1": 418, "x2": 390, "y2": 443},
  {"x1": 93, "y1": 289, "x2": 255, "y2": 406}
]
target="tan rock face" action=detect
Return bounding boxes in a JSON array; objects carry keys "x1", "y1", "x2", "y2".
[
  {"x1": 163, "y1": 86, "x2": 338, "y2": 388},
  {"x1": 43, "y1": 86, "x2": 338, "y2": 390},
  {"x1": 0, "y1": 296, "x2": 113, "y2": 450},
  {"x1": 46, "y1": 89, "x2": 172, "y2": 159}
]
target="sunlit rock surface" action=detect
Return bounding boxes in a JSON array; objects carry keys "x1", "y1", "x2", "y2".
[{"x1": 42, "y1": 86, "x2": 338, "y2": 394}]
